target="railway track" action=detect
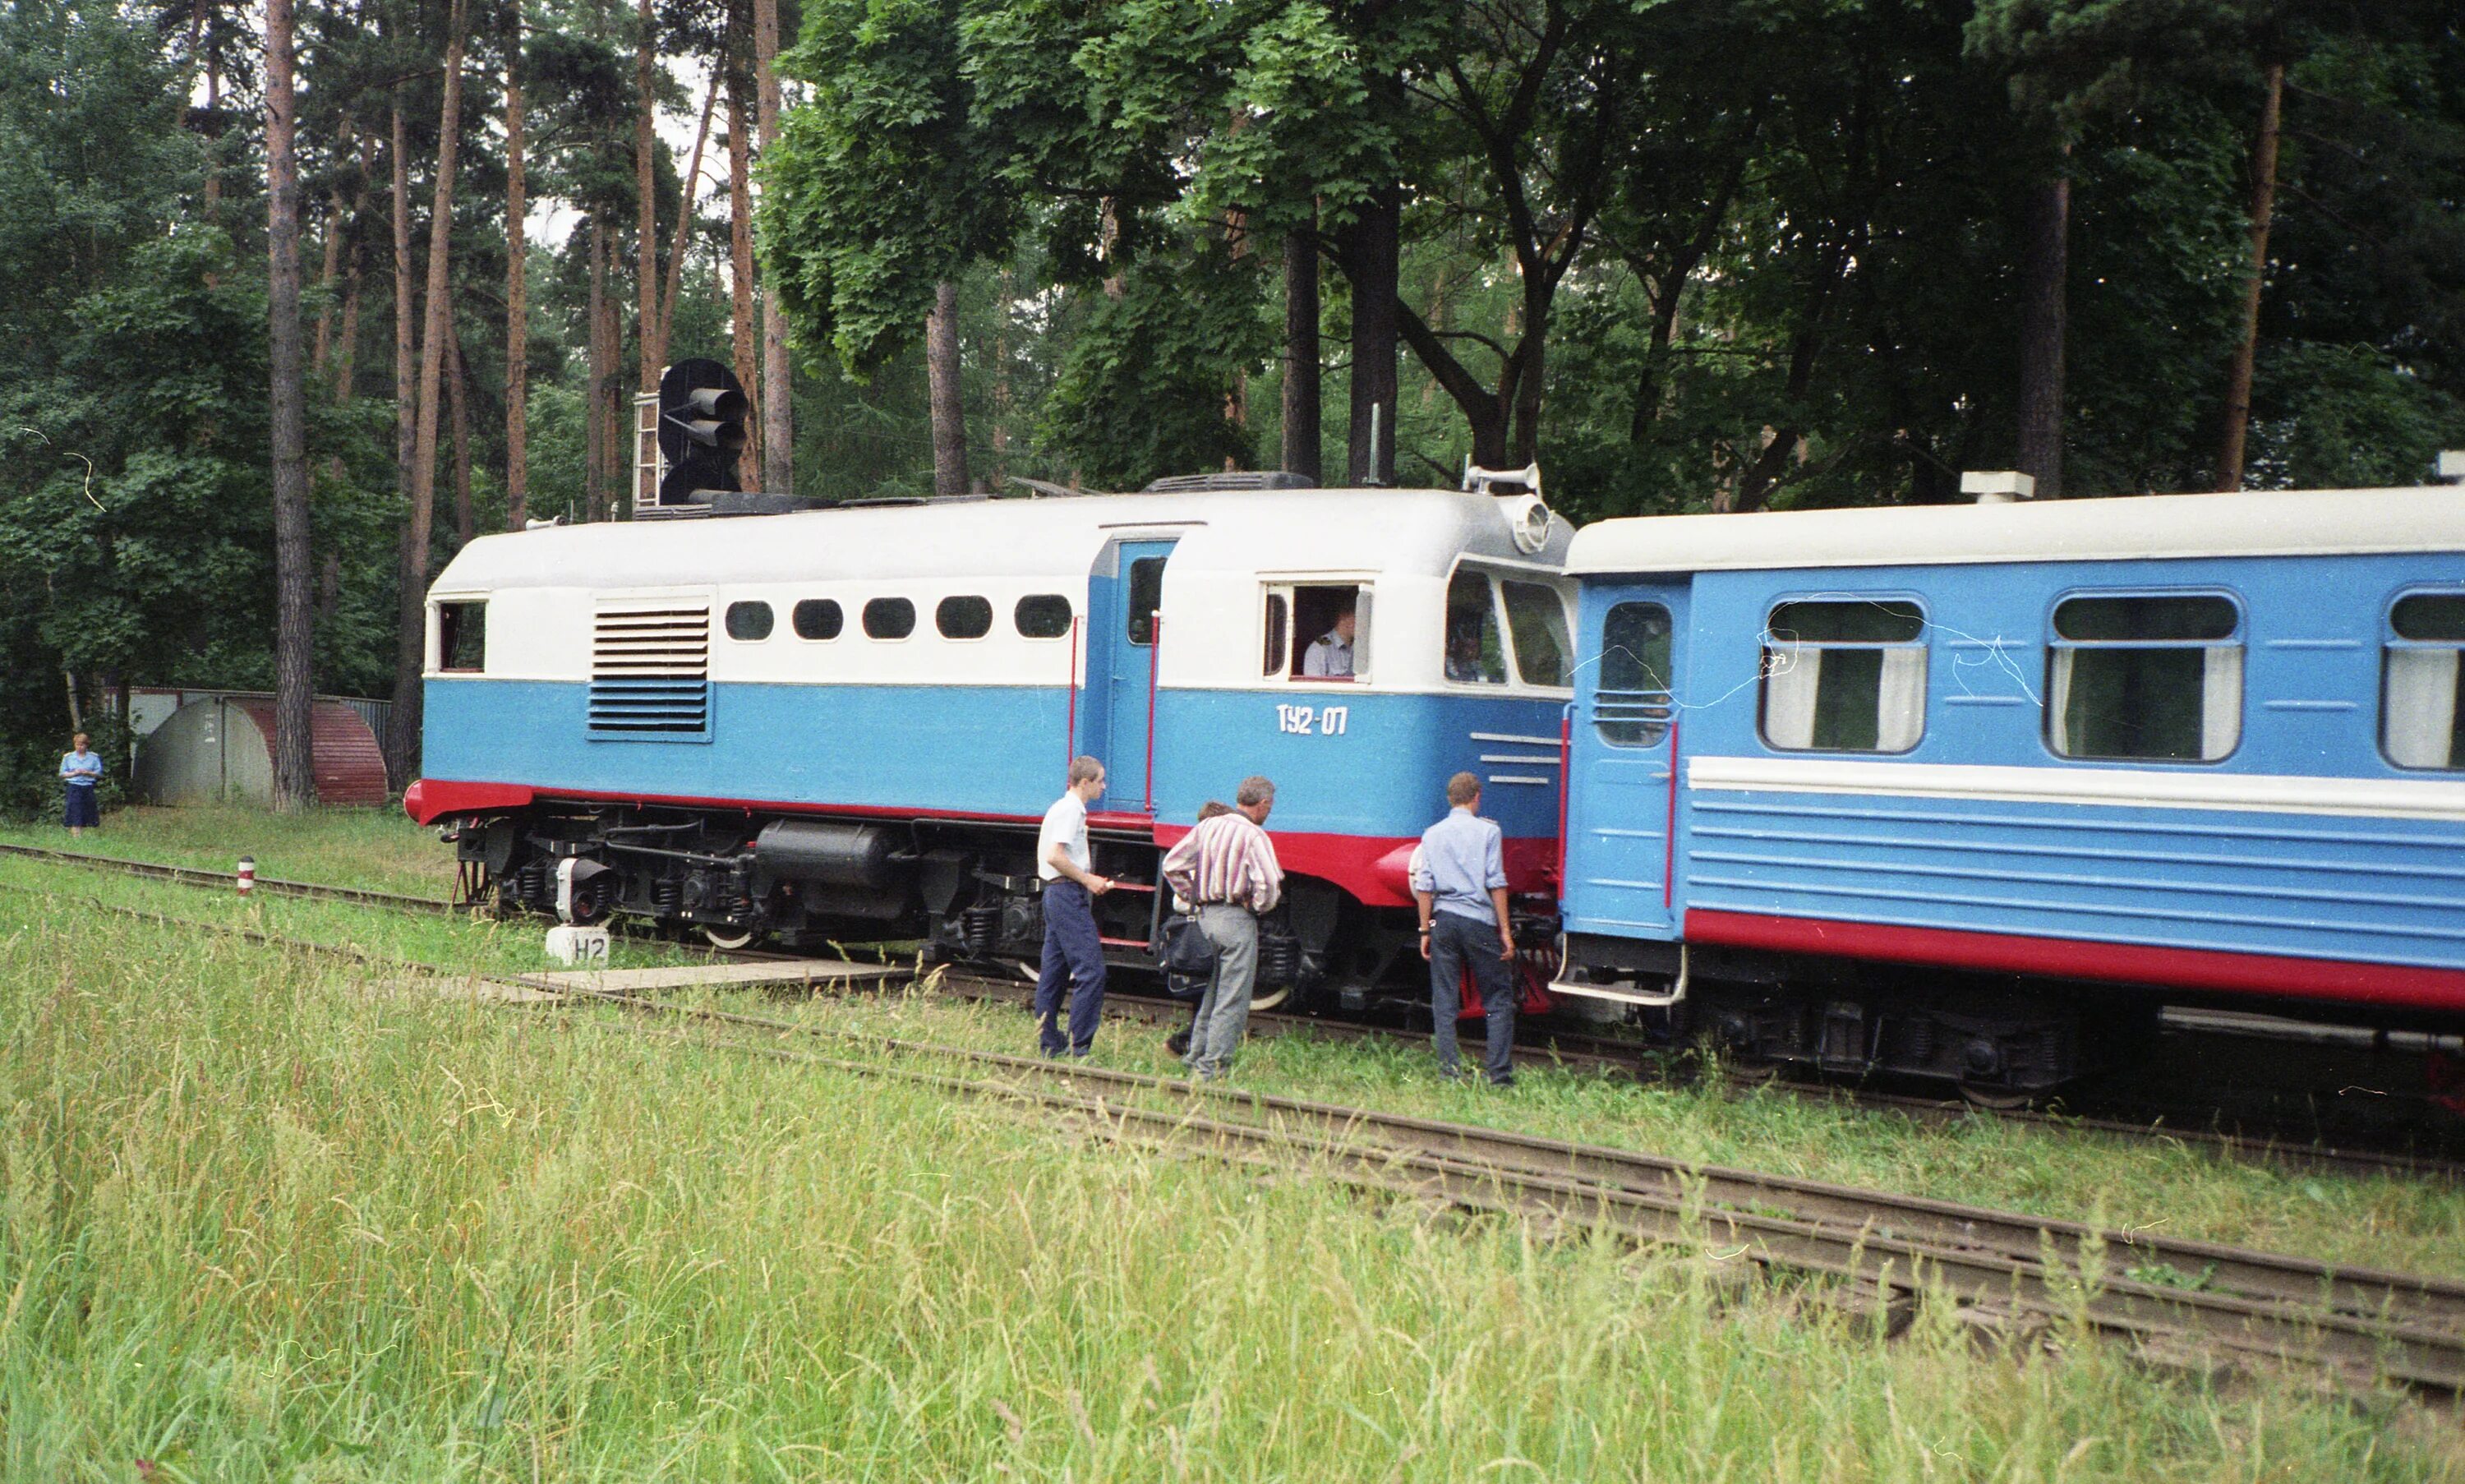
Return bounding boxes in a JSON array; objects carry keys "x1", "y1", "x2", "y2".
[
  {"x1": 6, "y1": 841, "x2": 2458, "y2": 1182},
  {"x1": 8, "y1": 881, "x2": 2463, "y2": 1394}
]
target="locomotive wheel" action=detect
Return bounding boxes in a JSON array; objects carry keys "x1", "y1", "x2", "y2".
[
  {"x1": 1956, "y1": 1081, "x2": 2039, "y2": 1113},
  {"x1": 1250, "y1": 983, "x2": 1292, "y2": 1013},
  {"x1": 701, "y1": 923, "x2": 759, "y2": 952}
]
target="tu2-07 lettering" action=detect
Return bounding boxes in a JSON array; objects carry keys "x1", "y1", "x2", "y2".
[{"x1": 1276, "y1": 704, "x2": 1349, "y2": 736}]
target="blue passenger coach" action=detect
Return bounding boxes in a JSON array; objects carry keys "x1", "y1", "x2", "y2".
[{"x1": 1552, "y1": 484, "x2": 2465, "y2": 1095}]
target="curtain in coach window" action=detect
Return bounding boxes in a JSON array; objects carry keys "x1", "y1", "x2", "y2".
[
  {"x1": 1762, "y1": 645, "x2": 1820, "y2": 749},
  {"x1": 2199, "y1": 646, "x2": 2244, "y2": 760},
  {"x1": 2385, "y1": 647, "x2": 2462, "y2": 769},
  {"x1": 1875, "y1": 648, "x2": 1927, "y2": 752},
  {"x1": 2048, "y1": 647, "x2": 2077, "y2": 754}
]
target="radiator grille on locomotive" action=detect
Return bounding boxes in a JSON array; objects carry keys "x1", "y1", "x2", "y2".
[{"x1": 589, "y1": 603, "x2": 712, "y2": 737}]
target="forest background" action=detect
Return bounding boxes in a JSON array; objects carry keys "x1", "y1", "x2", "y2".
[{"x1": 1, "y1": 0, "x2": 2459, "y2": 812}]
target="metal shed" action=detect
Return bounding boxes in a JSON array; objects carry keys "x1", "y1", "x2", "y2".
[{"x1": 132, "y1": 694, "x2": 390, "y2": 807}]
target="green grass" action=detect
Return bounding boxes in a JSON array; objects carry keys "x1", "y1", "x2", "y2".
[
  {"x1": 2, "y1": 906, "x2": 2458, "y2": 1481},
  {"x1": 7, "y1": 837, "x2": 2464, "y2": 1284},
  {"x1": 0, "y1": 803, "x2": 454, "y2": 899}
]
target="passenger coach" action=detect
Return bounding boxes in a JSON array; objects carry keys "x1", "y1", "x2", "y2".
[
  {"x1": 408, "y1": 479, "x2": 1576, "y2": 1007},
  {"x1": 1552, "y1": 482, "x2": 2465, "y2": 1097}
]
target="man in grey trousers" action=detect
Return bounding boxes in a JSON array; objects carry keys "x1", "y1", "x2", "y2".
[
  {"x1": 1159, "y1": 775, "x2": 1283, "y2": 1081},
  {"x1": 1412, "y1": 771, "x2": 1518, "y2": 1085}
]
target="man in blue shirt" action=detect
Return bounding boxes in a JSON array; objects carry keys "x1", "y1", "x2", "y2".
[
  {"x1": 1409, "y1": 770, "x2": 1518, "y2": 1085},
  {"x1": 58, "y1": 731, "x2": 103, "y2": 837}
]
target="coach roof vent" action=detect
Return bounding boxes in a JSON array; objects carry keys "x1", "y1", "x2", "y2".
[
  {"x1": 1960, "y1": 470, "x2": 2037, "y2": 505},
  {"x1": 1140, "y1": 471, "x2": 1317, "y2": 493}
]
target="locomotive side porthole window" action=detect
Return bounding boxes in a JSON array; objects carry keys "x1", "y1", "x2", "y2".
[
  {"x1": 863, "y1": 597, "x2": 916, "y2": 640},
  {"x1": 2047, "y1": 593, "x2": 2241, "y2": 763},
  {"x1": 1444, "y1": 570, "x2": 1506, "y2": 684},
  {"x1": 724, "y1": 601, "x2": 774, "y2": 641},
  {"x1": 1124, "y1": 556, "x2": 1167, "y2": 646},
  {"x1": 436, "y1": 599, "x2": 486, "y2": 672},
  {"x1": 937, "y1": 595, "x2": 993, "y2": 640},
  {"x1": 1596, "y1": 602, "x2": 1673, "y2": 748},
  {"x1": 1502, "y1": 581, "x2": 1573, "y2": 689},
  {"x1": 1015, "y1": 594, "x2": 1072, "y2": 639},
  {"x1": 1261, "y1": 593, "x2": 1289, "y2": 677},
  {"x1": 2384, "y1": 591, "x2": 2465, "y2": 771},
  {"x1": 792, "y1": 598, "x2": 843, "y2": 641},
  {"x1": 1761, "y1": 599, "x2": 1927, "y2": 754}
]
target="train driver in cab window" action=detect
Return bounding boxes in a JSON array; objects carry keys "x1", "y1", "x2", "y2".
[{"x1": 1302, "y1": 601, "x2": 1357, "y2": 679}]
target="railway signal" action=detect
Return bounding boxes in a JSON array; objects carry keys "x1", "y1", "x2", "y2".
[{"x1": 653, "y1": 358, "x2": 749, "y2": 509}]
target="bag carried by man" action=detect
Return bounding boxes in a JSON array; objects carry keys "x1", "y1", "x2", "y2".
[{"x1": 1156, "y1": 915, "x2": 1219, "y2": 1001}]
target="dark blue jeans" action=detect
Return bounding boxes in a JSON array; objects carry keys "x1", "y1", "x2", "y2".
[
  {"x1": 1429, "y1": 911, "x2": 1515, "y2": 1084},
  {"x1": 1034, "y1": 878, "x2": 1108, "y2": 1056}
]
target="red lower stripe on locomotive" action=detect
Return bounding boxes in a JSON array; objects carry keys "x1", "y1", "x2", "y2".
[
  {"x1": 407, "y1": 777, "x2": 1558, "y2": 910},
  {"x1": 1684, "y1": 907, "x2": 2465, "y2": 1012}
]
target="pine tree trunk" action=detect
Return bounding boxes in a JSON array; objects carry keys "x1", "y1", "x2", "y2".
[
  {"x1": 726, "y1": 77, "x2": 761, "y2": 450},
  {"x1": 265, "y1": 0, "x2": 317, "y2": 810},
  {"x1": 926, "y1": 279, "x2": 970, "y2": 495},
  {"x1": 390, "y1": 98, "x2": 416, "y2": 518},
  {"x1": 990, "y1": 267, "x2": 1013, "y2": 486},
  {"x1": 661, "y1": 71, "x2": 721, "y2": 353},
  {"x1": 311, "y1": 126, "x2": 350, "y2": 380},
  {"x1": 636, "y1": 0, "x2": 663, "y2": 391},
  {"x1": 504, "y1": 6, "x2": 528, "y2": 528},
  {"x1": 587, "y1": 217, "x2": 608, "y2": 522},
  {"x1": 332, "y1": 233, "x2": 362, "y2": 404},
  {"x1": 2016, "y1": 167, "x2": 2068, "y2": 500},
  {"x1": 1282, "y1": 225, "x2": 1320, "y2": 482},
  {"x1": 754, "y1": 0, "x2": 792, "y2": 495},
  {"x1": 448, "y1": 330, "x2": 474, "y2": 546},
  {"x1": 386, "y1": 0, "x2": 469, "y2": 784},
  {"x1": 1345, "y1": 187, "x2": 1399, "y2": 486},
  {"x1": 2214, "y1": 59, "x2": 2283, "y2": 492}
]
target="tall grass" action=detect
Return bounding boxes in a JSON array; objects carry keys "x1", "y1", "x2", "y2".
[
  {"x1": 0, "y1": 804, "x2": 452, "y2": 898},
  {"x1": 1, "y1": 910, "x2": 2455, "y2": 1480}
]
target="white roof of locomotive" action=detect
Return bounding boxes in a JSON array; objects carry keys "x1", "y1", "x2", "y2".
[
  {"x1": 1565, "y1": 484, "x2": 2465, "y2": 576},
  {"x1": 434, "y1": 486, "x2": 1570, "y2": 593}
]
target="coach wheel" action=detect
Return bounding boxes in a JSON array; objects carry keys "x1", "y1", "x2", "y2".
[
  {"x1": 1956, "y1": 1081, "x2": 2037, "y2": 1113},
  {"x1": 1250, "y1": 983, "x2": 1292, "y2": 1013},
  {"x1": 701, "y1": 923, "x2": 759, "y2": 952}
]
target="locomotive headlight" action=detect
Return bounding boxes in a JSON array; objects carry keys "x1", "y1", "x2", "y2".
[{"x1": 1506, "y1": 492, "x2": 1554, "y2": 554}]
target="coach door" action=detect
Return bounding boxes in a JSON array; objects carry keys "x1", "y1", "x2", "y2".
[
  {"x1": 1083, "y1": 538, "x2": 1177, "y2": 813},
  {"x1": 1564, "y1": 587, "x2": 1685, "y2": 939}
]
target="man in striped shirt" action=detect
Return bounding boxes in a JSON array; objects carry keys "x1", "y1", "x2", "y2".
[{"x1": 1160, "y1": 775, "x2": 1283, "y2": 1080}]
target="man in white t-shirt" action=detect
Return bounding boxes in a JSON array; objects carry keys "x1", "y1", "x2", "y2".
[{"x1": 1034, "y1": 755, "x2": 1116, "y2": 1057}]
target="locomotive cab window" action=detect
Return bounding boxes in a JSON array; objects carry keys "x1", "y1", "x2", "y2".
[
  {"x1": 2048, "y1": 593, "x2": 2241, "y2": 763},
  {"x1": 724, "y1": 601, "x2": 773, "y2": 641},
  {"x1": 435, "y1": 599, "x2": 486, "y2": 673},
  {"x1": 792, "y1": 598, "x2": 843, "y2": 641},
  {"x1": 1260, "y1": 593, "x2": 1288, "y2": 678},
  {"x1": 1015, "y1": 594, "x2": 1071, "y2": 639},
  {"x1": 863, "y1": 597, "x2": 916, "y2": 640},
  {"x1": 1124, "y1": 556, "x2": 1166, "y2": 646},
  {"x1": 1502, "y1": 581, "x2": 1572, "y2": 688},
  {"x1": 1444, "y1": 570, "x2": 1506, "y2": 684},
  {"x1": 937, "y1": 595, "x2": 993, "y2": 640},
  {"x1": 2384, "y1": 591, "x2": 2465, "y2": 771},
  {"x1": 1761, "y1": 599, "x2": 1926, "y2": 753},
  {"x1": 1272, "y1": 583, "x2": 1369, "y2": 682},
  {"x1": 1596, "y1": 601, "x2": 1673, "y2": 748}
]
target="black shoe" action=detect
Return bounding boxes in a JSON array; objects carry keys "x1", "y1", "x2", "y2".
[{"x1": 1165, "y1": 1030, "x2": 1191, "y2": 1058}]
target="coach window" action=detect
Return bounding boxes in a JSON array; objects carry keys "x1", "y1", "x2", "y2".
[
  {"x1": 937, "y1": 595, "x2": 993, "y2": 640},
  {"x1": 1502, "y1": 581, "x2": 1572, "y2": 688},
  {"x1": 863, "y1": 597, "x2": 916, "y2": 640},
  {"x1": 2048, "y1": 593, "x2": 2241, "y2": 762},
  {"x1": 1015, "y1": 594, "x2": 1072, "y2": 639},
  {"x1": 1595, "y1": 602, "x2": 1673, "y2": 747},
  {"x1": 2384, "y1": 592, "x2": 2465, "y2": 770},
  {"x1": 1444, "y1": 570, "x2": 1506, "y2": 684},
  {"x1": 724, "y1": 600, "x2": 774, "y2": 641},
  {"x1": 1761, "y1": 600, "x2": 1926, "y2": 753},
  {"x1": 436, "y1": 600, "x2": 486, "y2": 672},
  {"x1": 792, "y1": 598, "x2": 843, "y2": 641}
]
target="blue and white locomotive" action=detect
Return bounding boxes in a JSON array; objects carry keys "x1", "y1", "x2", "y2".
[
  {"x1": 1550, "y1": 481, "x2": 2465, "y2": 1095},
  {"x1": 408, "y1": 478, "x2": 1577, "y2": 1006}
]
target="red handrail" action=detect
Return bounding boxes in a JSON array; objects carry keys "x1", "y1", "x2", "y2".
[
  {"x1": 1065, "y1": 614, "x2": 1081, "y2": 770},
  {"x1": 1555, "y1": 710, "x2": 1571, "y2": 892},
  {"x1": 1664, "y1": 718, "x2": 1680, "y2": 910},
  {"x1": 1143, "y1": 612, "x2": 1161, "y2": 814}
]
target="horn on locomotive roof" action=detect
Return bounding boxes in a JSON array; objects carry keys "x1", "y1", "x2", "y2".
[{"x1": 1464, "y1": 461, "x2": 1554, "y2": 555}]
